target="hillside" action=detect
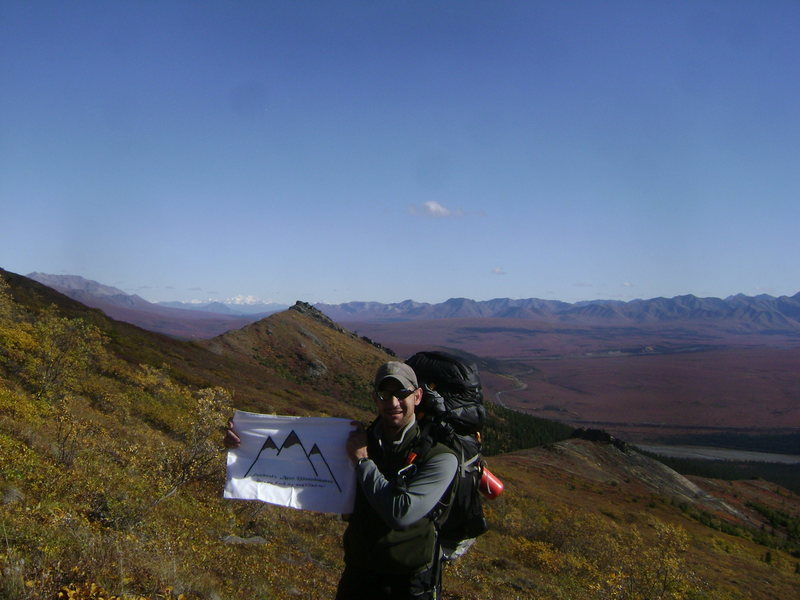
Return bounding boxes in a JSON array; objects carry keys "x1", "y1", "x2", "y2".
[
  {"x1": 201, "y1": 301, "x2": 395, "y2": 417},
  {"x1": 2, "y1": 270, "x2": 393, "y2": 422},
  {"x1": 471, "y1": 440, "x2": 800, "y2": 599},
  {"x1": 1, "y1": 269, "x2": 799, "y2": 599}
]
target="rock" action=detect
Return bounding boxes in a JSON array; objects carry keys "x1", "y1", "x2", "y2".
[
  {"x1": 2, "y1": 486, "x2": 23, "y2": 504},
  {"x1": 221, "y1": 535, "x2": 268, "y2": 544}
]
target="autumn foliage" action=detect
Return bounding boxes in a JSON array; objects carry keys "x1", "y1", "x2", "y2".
[{"x1": 1, "y1": 273, "x2": 799, "y2": 599}]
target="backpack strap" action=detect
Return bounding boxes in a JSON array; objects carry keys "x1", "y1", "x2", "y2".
[
  {"x1": 406, "y1": 420, "x2": 436, "y2": 465},
  {"x1": 405, "y1": 420, "x2": 460, "y2": 526}
]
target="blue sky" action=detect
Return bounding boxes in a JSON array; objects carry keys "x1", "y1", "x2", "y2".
[{"x1": 2, "y1": 1, "x2": 798, "y2": 305}]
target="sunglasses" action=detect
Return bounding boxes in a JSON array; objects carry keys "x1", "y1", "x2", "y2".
[{"x1": 376, "y1": 388, "x2": 417, "y2": 402}]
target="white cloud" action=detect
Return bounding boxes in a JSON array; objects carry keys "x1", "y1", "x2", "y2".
[
  {"x1": 412, "y1": 200, "x2": 463, "y2": 218},
  {"x1": 491, "y1": 267, "x2": 506, "y2": 275},
  {"x1": 622, "y1": 281, "x2": 634, "y2": 288}
]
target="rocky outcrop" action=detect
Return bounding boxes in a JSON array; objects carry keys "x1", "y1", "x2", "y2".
[
  {"x1": 290, "y1": 301, "x2": 395, "y2": 355},
  {"x1": 571, "y1": 427, "x2": 629, "y2": 452},
  {"x1": 290, "y1": 301, "x2": 348, "y2": 333}
]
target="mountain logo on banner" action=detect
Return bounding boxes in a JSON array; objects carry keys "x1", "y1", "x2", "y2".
[{"x1": 243, "y1": 430, "x2": 342, "y2": 492}]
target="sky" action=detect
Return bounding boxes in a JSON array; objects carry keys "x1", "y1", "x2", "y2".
[{"x1": 2, "y1": 1, "x2": 799, "y2": 305}]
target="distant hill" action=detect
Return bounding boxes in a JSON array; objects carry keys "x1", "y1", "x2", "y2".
[
  {"x1": 26, "y1": 272, "x2": 275, "y2": 339},
  {"x1": 27, "y1": 272, "x2": 132, "y2": 298},
  {"x1": 317, "y1": 292, "x2": 800, "y2": 332}
]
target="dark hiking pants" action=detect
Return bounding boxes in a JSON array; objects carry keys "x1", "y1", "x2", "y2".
[{"x1": 334, "y1": 561, "x2": 442, "y2": 600}]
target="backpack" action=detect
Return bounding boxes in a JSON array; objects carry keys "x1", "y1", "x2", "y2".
[{"x1": 405, "y1": 350, "x2": 489, "y2": 560}]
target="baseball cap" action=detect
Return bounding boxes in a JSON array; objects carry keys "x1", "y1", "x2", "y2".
[{"x1": 373, "y1": 361, "x2": 419, "y2": 391}]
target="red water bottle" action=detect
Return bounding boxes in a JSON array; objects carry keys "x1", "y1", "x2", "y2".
[{"x1": 478, "y1": 465, "x2": 504, "y2": 499}]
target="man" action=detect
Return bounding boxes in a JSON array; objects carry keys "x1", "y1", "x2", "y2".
[
  {"x1": 336, "y1": 361, "x2": 458, "y2": 599},
  {"x1": 223, "y1": 361, "x2": 457, "y2": 599}
]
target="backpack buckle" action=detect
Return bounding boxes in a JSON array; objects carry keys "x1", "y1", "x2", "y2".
[{"x1": 395, "y1": 463, "x2": 418, "y2": 490}]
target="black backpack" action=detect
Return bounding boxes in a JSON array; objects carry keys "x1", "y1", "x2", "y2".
[{"x1": 405, "y1": 351, "x2": 488, "y2": 560}]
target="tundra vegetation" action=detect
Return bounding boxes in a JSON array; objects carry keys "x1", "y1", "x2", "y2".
[{"x1": 0, "y1": 274, "x2": 798, "y2": 599}]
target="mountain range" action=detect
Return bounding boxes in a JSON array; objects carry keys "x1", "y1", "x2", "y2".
[
  {"x1": 24, "y1": 272, "x2": 800, "y2": 339},
  {"x1": 318, "y1": 292, "x2": 800, "y2": 331}
]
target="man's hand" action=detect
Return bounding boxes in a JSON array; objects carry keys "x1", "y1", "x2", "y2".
[
  {"x1": 346, "y1": 421, "x2": 368, "y2": 463},
  {"x1": 223, "y1": 419, "x2": 241, "y2": 448}
]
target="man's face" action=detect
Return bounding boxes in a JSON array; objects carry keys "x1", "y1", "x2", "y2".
[{"x1": 374, "y1": 378, "x2": 421, "y2": 432}]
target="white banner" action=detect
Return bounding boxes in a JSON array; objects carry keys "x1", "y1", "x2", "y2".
[{"x1": 224, "y1": 410, "x2": 357, "y2": 514}]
